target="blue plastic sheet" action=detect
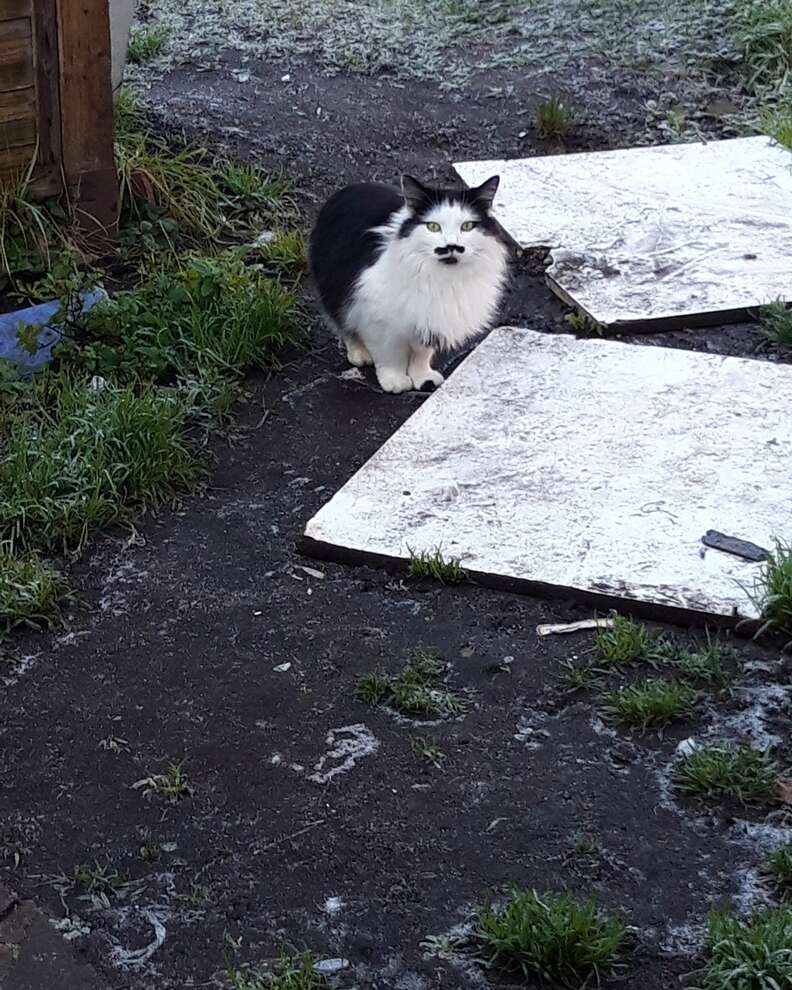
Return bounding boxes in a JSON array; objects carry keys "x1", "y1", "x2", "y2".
[{"x1": 0, "y1": 288, "x2": 106, "y2": 372}]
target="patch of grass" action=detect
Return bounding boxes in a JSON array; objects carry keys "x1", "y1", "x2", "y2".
[
  {"x1": 564, "y1": 310, "x2": 606, "y2": 335},
  {"x1": 649, "y1": 635, "x2": 733, "y2": 687},
  {"x1": 65, "y1": 252, "x2": 298, "y2": 385},
  {"x1": 692, "y1": 906, "x2": 792, "y2": 990},
  {"x1": 357, "y1": 648, "x2": 465, "y2": 719},
  {"x1": 762, "y1": 103, "x2": 792, "y2": 147},
  {"x1": 759, "y1": 300, "x2": 792, "y2": 352},
  {"x1": 0, "y1": 372, "x2": 199, "y2": 553},
  {"x1": 131, "y1": 762, "x2": 193, "y2": 801},
  {"x1": 410, "y1": 735, "x2": 446, "y2": 769},
  {"x1": 557, "y1": 659, "x2": 598, "y2": 694},
  {"x1": 477, "y1": 887, "x2": 624, "y2": 988},
  {"x1": 259, "y1": 230, "x2": 307, "y2": 276},
  {"x1": 747, "y1": 540, "x2": 792, "y2": 638},
  {"x1": 673, "y1": 744, "x2": 780, "y2": 805},
  {"x1": 0, "y1": 547, "x2": 66, "y2": 632},
  {"x1": 128, "y1": 24, "x2": 170, "y2": 64},
  {"x1": 763, "y1": 844, "x2": 792, "y2": 899},
  {"x1": 536, "y1": 96, "x2": 576, "y2": 138},
  {"x1": 738, "y1": 0, "x2": 792, "y2": 98},
  {"x1": 407, "y1": 546, "x2": 466, "y2": 584},
  {"x1": 0, "y1": 161, "x2": 68, "y2": 284},
  {"x1": 604, "y1": 678, "x2": 697, "y2": 733},
  {"x1": 595, "y1": 615, "x2": 650, "y2": 665},
  {"x1": 228, "y1": 951, "x2": 328, "y2": 990},
  {"x1": 356, "y1": 670, "x2": 391, "y2": 705}
]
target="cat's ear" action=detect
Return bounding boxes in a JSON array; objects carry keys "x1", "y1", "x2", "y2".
[
  {"x1": 473, "y1": 175, "x2": 500, "y2": 210},
  {"x1": 401, "y1": 174, "x2": 428, "y2": 212}
]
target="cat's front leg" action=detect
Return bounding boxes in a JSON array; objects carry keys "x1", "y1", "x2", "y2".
[
  {"x1": 408, "y1": 344, "x2": 444, "y2": 389},
  {"x1": 364, "y1": 334, "x2": 414, "y2": 394}
]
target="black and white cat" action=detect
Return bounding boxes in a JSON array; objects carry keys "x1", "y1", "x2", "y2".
[{"x1": 309, "y1": 174, "x2": 508, "y2": 393}]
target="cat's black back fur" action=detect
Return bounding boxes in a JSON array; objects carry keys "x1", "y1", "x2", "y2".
[{"x1": 309, "y1": 183, "x2": 403, "y2": 325}]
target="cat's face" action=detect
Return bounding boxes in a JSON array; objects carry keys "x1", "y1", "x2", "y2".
[{"x1": 398, "y1": 175, "x2": 502, "y2": 267}]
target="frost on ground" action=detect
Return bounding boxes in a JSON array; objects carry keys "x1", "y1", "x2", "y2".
[{"x1": 132, "y1": 1, "x2": 750, "y2": 133}]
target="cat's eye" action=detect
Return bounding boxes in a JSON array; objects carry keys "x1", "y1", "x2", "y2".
[
  {"x1": 425, "y1": 221, "x2": 441, "y2": 232},
  {"x1": 461, "y1": 221, "x2": 478, "y2": 232}
]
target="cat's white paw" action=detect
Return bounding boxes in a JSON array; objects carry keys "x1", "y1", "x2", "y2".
[
  {"x1": 411, "y1": 369, "x2": 445, "y2": 389},
  {"x1": 377, "y1": 369, "x2": 414, "y2": 394},
  {"x1": 345, "y1": 339, "x2": 373, "y2": 367}
]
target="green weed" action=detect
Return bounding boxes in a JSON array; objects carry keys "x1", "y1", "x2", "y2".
[
  {"x1": 410, "y1": 735, "x2": 446, "y2": 769},
  {"x1": 259, "y1": 230, "x2": 307, "y2": 276},
  {"x1": 0, "y1": 547, "x2": 66, "y2": 631},
  {"x1": 407, "y1": 546, "x2": 466, "y2": 584},
  {"x1": 691, "y1": 906, "x2": 792, "y2": 990},
  {"x1": 763, "y1": 844, "x2": 792, "y2": 900},
  {"x1": 557, "y1": 659, "x2": 598, "y2": 694},
  {"x1": 357, "y1": 649, "x2": 464, "y2": 718},
  {"x1": 536, "y1": 97, "x2": 576, "y2": 138},
  {"x1": 128, "y1": 25, "x2": 170, "y2": 64},
  {"x1": 738, "y1": 0, "x2": 792, "y2": 97},
  {"x1": 762, "y1": 103, "x2": 792, "y2": 147},
  {"x1": 595, "y1": 615, "x2": 650, "y2": 665},
  {"x1": 747, "y1": 540, "x2": 792, "y2": 638},
  {"x1": 477, "y1": 887, "x2": 624, "y2": 988},
  {"x1": 674, "y1": 744, "x2": 780, "y2": 805},
  {"x1": 759, "y1": 300, "x2": 792, "y2": 352},
  {"x1": 604, "y1": 678, "x2": 697, "y2": 733},
  {"x1": 0, "y1": 162, "x2": 67, "y2": 283},
  {"x1": 228, "y1": 951, "x2": 328, "y2": 990},
  {"x1": 649, "y1": 635, "x2": 733, "y2": 687},
  {"x1": 564, "y1": 310, "x2": 606, "y2": 335},
  {"x1": 132, "y1": 762, "x2": 193, "y2": 801}
]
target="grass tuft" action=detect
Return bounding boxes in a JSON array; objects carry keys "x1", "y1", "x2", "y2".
[
  {"x1": 693, "y1": 906, "x2": 792, "y2": 990},
  {"x1": 649, "y1": 635, "x2": 733, "y2": 687},
  {"x1": 762, "y1": 104, "x2": 792, "y2": 148},
  {"x1": 763, "y1": 844, "x2": 792, "y2": 900},
  {"x1": 738, "y1": 0, "x2": 792, "y2": 98},
  {"x1": 0, "y1": 547, "x2": 66, "y2": 632},
  {"x1": 536, "y1": 97, "x2": 576, "y2": 138},
  {"x1": 595, "y1": 615, "x2": 650, "y2": 665},
  {"x1": 747, "y1": 540, "x2": 792, "y2": 638},
  {"x1": 357, "y1": 648, "x2": 464, "y2": 719},
  {"x1": 410, "y1": 735, "x2": 447, "y2": 769},
  {"x1": 0, "y1": 162, "x2": 67, "y2": 283},
  {"x1": 673, "y1": 744, "x2": 780, "y2": 805},
  {"x1": 228, "y1": 951, "x2": 328, "y2": 990},
  {"x1": 604, "y1": 678, "x2": 697, "y2": 733},
  {"x1": 0, "y1": 373, "x2": 199, "y2": 553},
  {"x1": 477, "y1": 887, "x2": 624, "y2": 988},
  {"x1": 128, "y1": 25, "x2": 170, "y2": 64},
  {"x1": 132, "y1": 762, "x2": 193, "y2": 801},
  {"x1": 407, "y1": 546, "x2": 466, "y2": 584},
  {"x1": 759, "y1": 300, "x2": 792, "y2": 353}
]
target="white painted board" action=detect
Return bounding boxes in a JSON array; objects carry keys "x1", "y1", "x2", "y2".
[
  {"x1": 304, "y1": 328, "x2": 792, "y2": 623},
  {"x1": 455, "y1": 138, "x2": 792, "y2": 330}
]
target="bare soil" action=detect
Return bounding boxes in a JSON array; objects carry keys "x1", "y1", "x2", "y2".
[{"x1": 2, "y1": 49, "x2": 790, "y2": 990}]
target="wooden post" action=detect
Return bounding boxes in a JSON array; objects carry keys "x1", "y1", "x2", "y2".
[{"x1": 56, "y1": 0, "x2": 117, "y2": 235}]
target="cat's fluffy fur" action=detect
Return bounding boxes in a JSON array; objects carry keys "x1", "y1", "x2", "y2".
[{"x1": 309, "y1": 174, "x2": 508, "y2": 393}]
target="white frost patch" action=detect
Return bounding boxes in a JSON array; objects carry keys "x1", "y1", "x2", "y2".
[
  {"x1": 659, "y1": 919, "x2": 706, "y2": 957},
  {"x1": 704, "y1": 682, "x2": 791, "y2": 750},
  {"x1": 514, "y1": 708, "x2": 549, "y2": 745},
  {"x1": 308, "y1": 724, "x2": 379, "y2": 784},
  {"x1": 590, "y1": 715, "x2": 617, "y2": 738},
  {"x1": 110, "y1": 908, "x2": 168, "y2": 968},
  {"x1": 730, "y1": 819, "x2": 792, "y2": 854},
  {"x1": 324, "y1": 896, "x2": 344, "y2": 915},
  {"x1": 733, "y1": 865, "x2": 772, "y2": 915},
  {"x1": 2, "y1": 653, "x2": 39, "y2": 686}
]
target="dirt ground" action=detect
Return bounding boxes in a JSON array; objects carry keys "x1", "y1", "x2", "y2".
[{"x1": 2, "y1": 41, "x2": 791, "y2": 990}]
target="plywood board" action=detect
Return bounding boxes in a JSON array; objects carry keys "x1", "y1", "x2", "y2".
[
  {"x1": 455, "y1": 138, "x2": 792, "y2": 331},
  {"x1": 304, "y1": 328, "x2": 792, "y2": 624}
]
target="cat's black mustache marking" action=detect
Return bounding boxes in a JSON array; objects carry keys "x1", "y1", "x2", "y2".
[{"x1": 434, "y1": 244, "x2": 465, "y2": 256}]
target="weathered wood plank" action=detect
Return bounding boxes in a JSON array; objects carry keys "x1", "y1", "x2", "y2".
[
  {"x1": 0, "y1": 0, "x2": 32, "y2": 21},
  {"x1": 0, "y1": 18, "x2": 34, "y2": 92},
  {"x1": 57, "y1": 0, "x2": 117, "y2": 232},
  {"x1": 0, "y1": 85, "x2": 33, "y2": 121},
  {"x1": 0, "y1": 140, "x2": 36, "y2": 175},
  {"x1": 32, "y1": 0, "x2": 61, "y2": 181},
  {"x1": 0, "y1": 113, "x2": 36, "y2": 148}
]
